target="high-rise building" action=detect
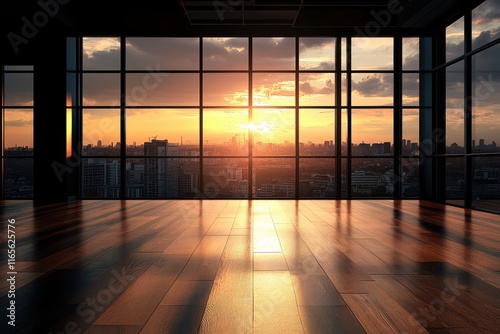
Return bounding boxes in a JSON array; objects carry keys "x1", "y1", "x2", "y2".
[{"x1": 144, "y1": 139, "x2": 179, "y2": 198}]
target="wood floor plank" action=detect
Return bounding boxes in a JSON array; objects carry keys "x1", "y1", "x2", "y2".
[
  {"x1": 253, "y1": 271, "x2": 304, "y2": 333},
  {"x1": 93, "y1": 254, "x2": 190, "y2": 326},
  {"x1": 199, "y1": 235, "x2": 253, "y2": 333},
  {"x1": 1, "y1": 199, "x2": 498, "y2": 334}
]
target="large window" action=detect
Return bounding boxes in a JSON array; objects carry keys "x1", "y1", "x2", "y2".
[
  {"x1": 78, "y1": 36, "x2": 420, "y2": 199},
  {"x1": 1, "y1": 66, "x2": 34, "y2": 198},
  {"x1": 442, "y1": 0, "x2": 500, "y2": 211}
]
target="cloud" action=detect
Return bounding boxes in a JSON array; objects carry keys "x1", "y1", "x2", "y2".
[
  {"x1": 300, "y1": 79, "x2": 334, "y2": 96},
  {"x1": 203, "y1": 38, "x2": 248, "y2": 70},
  {"x1": 352, "y1": 74, "x2": 393, "y2": 97},
  {"x1": 299, "y1": 37, "x2": 335, "y2": 49}
]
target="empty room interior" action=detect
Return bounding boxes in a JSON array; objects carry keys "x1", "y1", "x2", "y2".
[{"x1": 1, "y1": 0, "x2": 500, "y2": 333}]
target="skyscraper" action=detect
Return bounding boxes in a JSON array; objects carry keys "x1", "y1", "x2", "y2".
[{"x1": 144, "y1": 139, "x2": 179, "y2": 198}]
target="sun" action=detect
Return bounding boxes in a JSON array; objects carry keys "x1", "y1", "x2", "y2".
[{"x1": 246, "y1": 122, "x2": 272, "y2": 134}]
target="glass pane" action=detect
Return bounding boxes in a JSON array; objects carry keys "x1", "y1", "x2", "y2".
[
  {"x1": 203, "y1": 109, "x2": 248, "y2": 156},
  {"x1": 446, "y1": 61, "x2": 464, "y2": 153},
  {"x1": 203, "y1": 73, "x2": 248, "y2": 106},
  {"x1": 339, "y1": 74, "x2": 347, "y2": 107},
  {"x1": 83, "y1": 73, "x2": 120, "y2": 106},
  {"x1": 341, "y1": 38, "x2": 347, "y2": 71},
  {"x1": 402, "y1": 157, "x2": 420, "y2": 198},
  {"x1": 3, "y1": 158, "x2": 33, "y2": 198},
  {"x1": 352, "y1": 158, "x2": 394, "y2": 198},
  {"x1": 203, "y1": 38, "x2": 248, "y2": 70},
  {"x1": 352, "y1": 73, "x2": 393, "y2": 106},
  {"x1": 126, "y1": 109, "x2": 199, "y2": 155},
  {"x1": 341, "y1": 109, "x2": 348, "y2": 156},
  {"x1": 127, "y1": 38, "x2": 199, "y2": 70},
  {"x1": 4, "y1": 109, "x2": 33, "y2": 151},
  {"x1": 82, "y1": 109, "x2": 120, "y2": 156},
  {"x1": 341, "y1": 158, "x2": 348, "y2": 197},
  {"x1": 253, "y1": 73, "x2": 295, "y2": 106},
  {"x1": 299, "y1": 73, "x2": 335, "y2": 106},
  {"x1": 403, "y1": 38, "x2": 419, "y2": 71},
  {"x1": 299, "y1": 38, "x2": 335, "y2": 70},
  {"x1": 299, "y1": 158, "x2": 335, "y2": 198},
  {"x1": 446, "y1": 17, "x2": 464, "y2": 62},
  {"x1": 253, "y1": 38, "x2": 295, "y2": 70},
  {"x1": 445, "y1": 157, "x2": 465, "y2": 206},
  {"x1": 83, "y1": 37, "x2": 120, "y2": 70},
  {"x1": 351, "y1": 38, "x2": 393, "y2": 70},
  {"x1": 403, "y1": 109, "x2": 419, "y2": 155},
  {"x1": 126, "y1": 73, "x2": 198, "y2": 106},
  {"x1": 253, "y1": 158, "x2": 295, "y2": 198},
  {"x1": 252, "y1": 109, "x2": 295, "y2": 156},
  {"x1": 204, "y1": 158, "x2": 248, "y2": 198},
  {"x1": 472, "y1": 156, "x2": 500, "y2": 212},
  {"x1": 127, "y1": 158, "x2": 198, "y2": 198},
  {"x1": 472, "y1": 0, "x2": 500, "y2": 50},
  {"x1": 3, "y1": 66, "x2": 33, "y2": 71},
  {"x1": 403, "y1": 73, "x2": 419, "y2": 106},
  {"x1": 4, "y1": 73, "x2": 33, "y2": 106},
  {"x1": 352, "y1": 109, "x2": 393, "y2": 155},
  {"x1": 472, "y1": 43, "x2": 500, "y2": 153},
  {"x1": 299, "y1": 109, "x2": 335, "y2": 156},
  {"x1": 82, "y1": 158, "x2": 121, "y2": 198}
]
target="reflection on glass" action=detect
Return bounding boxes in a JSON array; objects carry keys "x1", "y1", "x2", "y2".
[
  {"x1": 204, "y1": 73, "x2": 248, "y2": 106},
  {"x1": 253, "y1": 38, "x2": 295, "y2": 70},
  {"x1": 402, "y1": 157, "x2": 420, "y2": 198},
  {"x1": 472, "y1": 0, "x2": 500, "y2": 50},
  {"x1": 4, "y1": 110, "x2": 33, "y2": 150},
  {"x1": 126, "y1": 109, "x2": 199, "y2": 155},
  {"x1": 126, "y1": 73, "x2": 199, "y2": 106},
  {"x1": 341, "y1": 158, "x2": 348, "y2": 197},
  {"x1": 299, "y1": 73, "x2": 335, "y2": 106},
  {"x1": 4, "y1": 73, "x2": 33, "y2": 106},
  {"x1": 351, "y1": 38, "x2": 393, "y2": 70},
  {"x1": 446, "y1": 17, "x2": 464, "y2": 62},
  {"x1": 252, "y1": 109, "x2": 295, "y2": 156},
  {"x1": 4, "y1": 158, "x2": 33, "y2": 198},
  {"x1": 82, "y1": 158, "x2": 121, "y2": 198},
  {"x1": 203, "y1": 38, "x2": 248, "y2": 70},
  {"x1": 403, "y1": 73, "x2": 420, "y2": 106},
  {"x1": 299, "y1": 158, "x2": 335, "y2": 198},
  {"x1": 82, "y1": 109, "x2": 120, "y2": 156},
  {"x1": 203, "y1": 109, "x2": 248, "y2": 156},
  {"x1": 352, "y1": 73, "x2": 393, "y2": 106},
  {"x1": 127, "y1": 38, "x2": 199, "y2": 70},
  {"x1": 126, "y1": 158, "x2": 200, "y2": 198},
  {"x1": 341, "y1": 109, "x2": 348, "y2": 156},
  {"x1": 446, "y1": 61, "x2": 464, "y2": 153},
  {"x1": 472, "y1": 156, "x2": 500, "y2": 212},
  {"x1": 204, "y1": 158, "x2": 248, "y2": 198},
  {"x1": 445, "y1": 157, "x2": 465, "y2": 206},
  {"x1": 299, "y1": 109, "x2": 334, "y2": 156},
  {"x1": 472, "y1": 43, "x2": 500, "y2": 153},
  {"x1": 253, "y1": 158, "x2": 295, "y2": 198},
  {"x1": 299, "y1": 38, "x2": 335, "y2": 70},
  {"x1": 83, "y1": 37, "x2": 120, "y2": 70},
  {"x1": 403, "y1": 109, "x2": 419, "y2": 155},
  {"x1": 83, "y1": 73, "x2": 120, "y2": 106},
  {"x1": 352, "y1": 109, "x2": 393, "y2": 153},
  {"x1": 403, "y1": 38, "x2": 419, "y2": 71},
  {"x1": 253, "y1": 73, "x2": 295, "y2": 106},
  {"x1": 351, "y1": 158, "x2": 394, "y2": 198}
]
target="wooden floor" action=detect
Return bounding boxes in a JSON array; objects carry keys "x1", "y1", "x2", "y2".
[{"x1": 1, "y1": 200, "x2": 499, "y2": 333}]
